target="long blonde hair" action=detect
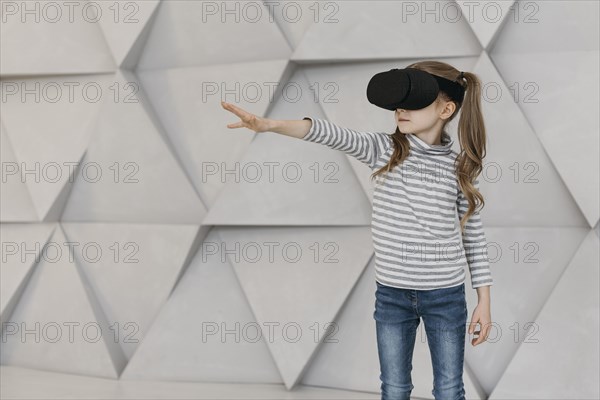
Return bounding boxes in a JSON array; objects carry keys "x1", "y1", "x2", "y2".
[{"x1": 370, "y1": 60, "x2": 487, "y2": 234}]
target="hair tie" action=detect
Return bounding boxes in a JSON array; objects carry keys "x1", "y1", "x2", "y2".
[{"x1": 459, "y1": 71, "x2": 465, "y2": 80}]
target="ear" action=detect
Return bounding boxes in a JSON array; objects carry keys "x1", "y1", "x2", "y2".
[{"x1": 440, "y1": 100, "x2": 456, "y2": 120}]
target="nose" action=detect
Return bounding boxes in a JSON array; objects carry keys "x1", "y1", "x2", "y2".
[{"x1": 397, "y1": 108, "x2": 406, "y2": 113}]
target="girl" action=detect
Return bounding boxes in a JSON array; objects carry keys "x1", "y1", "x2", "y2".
[{"x1": 221, "y1": 60, "x2": 493, "y2": 400}]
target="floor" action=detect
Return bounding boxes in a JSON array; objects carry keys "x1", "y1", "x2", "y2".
[{"x1": 0, "y1": 366, "x2": 388, "y2": 400}]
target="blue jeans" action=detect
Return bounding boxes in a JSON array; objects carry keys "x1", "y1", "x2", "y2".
[{"x1": 373, "y1": 280, "x2": 467, "y2": 400}]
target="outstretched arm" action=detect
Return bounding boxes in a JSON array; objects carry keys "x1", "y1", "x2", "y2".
[
  {"x1": 221, "y1": 101, "x2": 312, "y2": 138},
  {"x1": 299, "y1": 116, "x2": 392, "y2": 169},
  {"x1": 221, "y1": 101, "x2": 392, "y2": 169}
]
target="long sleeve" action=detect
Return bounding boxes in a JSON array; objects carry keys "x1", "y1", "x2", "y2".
[
  {"x1": 301, "y1": 116, "x2": 392, "y2": 169},
  {"x1": 457, "y1": 178, "x2": 494, "y2": 289}
]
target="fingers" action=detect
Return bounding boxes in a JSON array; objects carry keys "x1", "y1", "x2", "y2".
[
  {"x1": 472, "y1": 329, "x2": 483, "y2": 346},
  {"x1": 470, "y1": 320, "x2": 491, "y2": 346},
  {"x1": 226, "y1": 121, "x2": 244, "y2": 129},
  {"x1": 222, "y1": 101, "x2": 255, "y2": 131},
  {"x1": 469, "y1": 313, "x2": 482, "y2": 345},
  {"x1": 481, "y1": 321, "x2": 492, "y2": 342},
  {"x1": 221, "y1": 101, "x2": 247, "y2": 119}
]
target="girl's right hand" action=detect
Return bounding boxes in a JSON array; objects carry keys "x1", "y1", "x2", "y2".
[{"x1": 221, "y1": 101, "x2": 270, "y2": 133}]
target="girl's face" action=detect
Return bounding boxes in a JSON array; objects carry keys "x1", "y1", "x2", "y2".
[{"x1": 395, "y1": 97, "x2": 456, "y2": 135}]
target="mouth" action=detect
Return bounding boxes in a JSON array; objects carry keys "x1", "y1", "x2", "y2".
[{"x1": 398, "y1": 119, "x2": 409, "y2": 122}]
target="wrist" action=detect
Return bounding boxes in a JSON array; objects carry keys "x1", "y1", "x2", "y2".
[
  {"x1": 475, "y1": 285, "x2": 491, "y2": 303},
  {"x1": 264, "y1": 118, "x2": 277, "y2": 132}
]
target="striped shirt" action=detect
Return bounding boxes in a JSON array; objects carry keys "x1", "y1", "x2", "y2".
[{"x1": 301, "y1": 116, "x2": 493, "y2": 290}]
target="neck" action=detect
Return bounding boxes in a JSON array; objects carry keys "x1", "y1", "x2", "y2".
[
  {"x1": 414, "y1": 132, "x2": 443, "y2": 146},
  {"x1": 405, "y1": 129, "x2": 454, "y2": 156},
  {"x1": 411, "y1": 126, "x2": 447, "y2": 146}
]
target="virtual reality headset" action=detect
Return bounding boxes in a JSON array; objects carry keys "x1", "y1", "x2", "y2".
[{"x1": 366, "y1": 67, "x2": 466, "y2": 111}]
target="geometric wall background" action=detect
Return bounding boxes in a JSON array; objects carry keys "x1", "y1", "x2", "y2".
[{"x1": 1, "y1": 0, "x2": 598, "y2": 399}]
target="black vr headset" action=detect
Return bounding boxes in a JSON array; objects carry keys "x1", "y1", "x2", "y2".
[{"x1": 367, "y1": 67, "x2": 466, "y2": 111}]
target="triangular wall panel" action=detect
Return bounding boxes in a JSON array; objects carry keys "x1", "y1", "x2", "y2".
[
  {"x1": 203, "y1": 68, "x2": 373, "y2": 226},
  {"x1": 0, "y1": 122, "x2": 38, "y2": 222},
  {"x1": 0, "y1": 223, "x2": 56, "y2": 323},
  {"x1": 1, "y1": 0, "x2": 598, "y2": 398},
  {"x1": 490, "y1": 229, "x2": 600, "y2": 399},
  {"x1": 1, "y1": 74, "x2": 113, "y2": 221},
  {"x1": 0, "y1": 225, "x2": 126, "y2": 378},
  {"x1": 291, "y1": 1, "x2": 481, "y2": 61},
  {"x1": 120, "y1": 228, "x2": 282, "y2": 383},
  {"x1": 0, "y1": 4, "x2": 116, "y2": 76},
  {"x1": 136, "y1": 0, "x2": 292, "y2": 70},
  {"x1": 136, "y1": 60, "x2": 291, "y2": 209},
  {"x1": 60, "y1": 70, "x2": 207, "y2": 224},
  {"x1": 97, "y1": 0, "x2": 161, "y2": 68},
  {"x1": 60, "y1": 222, "x2": 200, "y2": 361},
  {"x1": 490, "y1": 1, "x2": 600, "y2": 227},
  {"x1": 219, "y1": 225, "x2": 374, "y2": 389}
]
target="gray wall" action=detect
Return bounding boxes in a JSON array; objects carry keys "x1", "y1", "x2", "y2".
[{"x1": 1, "y1": 0, "x2": 598, "y2": 398}]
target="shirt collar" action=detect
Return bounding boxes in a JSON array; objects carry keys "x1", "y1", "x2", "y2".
[{"x1": 406, "y1": 131, "x2": 454, "y2": 156}]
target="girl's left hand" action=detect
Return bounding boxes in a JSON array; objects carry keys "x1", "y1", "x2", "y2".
[{"x1": 469, "y1": 302, "x2": 492, "y2": 346}]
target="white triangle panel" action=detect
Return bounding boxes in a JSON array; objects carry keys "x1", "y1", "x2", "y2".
[
  {"x1": 60, "y1": 70, "x2": 207, "y2": 224},
  {"x1": 0, "y1": 225, "x2": 126, "y2": 378},
  {"x1": 136, "y1": 0, "x2": 291, "y2": 70},
  {"x1": 60, "y1": 222, "x2": 199, "y2": 361},
  {"x1": 120, "y1": 228, "x2": 281, "y2": 382},
  {"x1": 42, "y1": 151, "x2": 85, "y2": 222},
  {"x1": 0, "y1": 122, "x2": 38, "y2": 221},
  {"x1": 0, "y1": 2, "x2": 115, "y2": 76},
  {"x1": 136, "y1": 60, "x2": 290, "y2": 209},
  {"x1": 203, "y1": 68, "x2": 372, "y2": 226},
  {"x1": 219, "y1": 226, "x2": 374, "y2": 389},
  {"x1": 490, "y1": 1, "x2": 598, "y2": 54},
  {"x1": 0, "y1": 223, "x2": 56, "y2": 323},
  {"x1": 490, "y1": 1, "x2": 599, "y2": 226},
  {"x1": 302, "y1": 256, "x2": 380, "y2": 391},
  {"x1": 1, "y1": 75, "x2": 111, "y2": 222},
  {"x1": 96, "y1": 0, "x2": 161, "y2": 67},
  {"x1": 464, "y1": 227, "x2": 589, "y2": 395},
  {"x1": 490, "y1": 229, "x2": 600, "y2": 399},
  {"x1": 447, "y1": 52, "x2": 589, "y2": 227},
  {"x1": 265, "y1": 0, "x2": 317, "y2": 50},
  {"x1": 490, "y1": 50, "x2": 599, "y2": 227},
  {"x1": 457, "y1": 0, "x2": 516, "y2": 49},
  {"x1": 292, "y1": 1, "x2": 481, "y2": 61}
]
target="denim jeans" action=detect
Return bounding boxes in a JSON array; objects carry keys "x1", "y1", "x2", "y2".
[{"x1": 373, "y1": 280, "x2": 468, "y2": 400}]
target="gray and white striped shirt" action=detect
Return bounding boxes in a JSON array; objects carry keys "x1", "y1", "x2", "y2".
[{"x1": 301, "y1": 116, "x2": 493, "y2": 290}]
